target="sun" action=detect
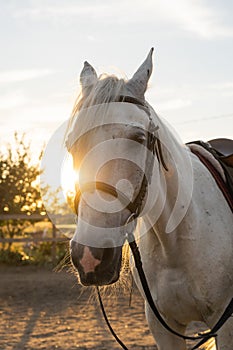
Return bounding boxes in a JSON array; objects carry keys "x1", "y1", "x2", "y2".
[{"x1": 61, "y1": 153, "x2": 79, "y2": 196}]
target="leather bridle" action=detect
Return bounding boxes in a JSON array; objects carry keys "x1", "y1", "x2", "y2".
[{"x1": 73, "y1": 95, "x2": 167, "y2": 218}]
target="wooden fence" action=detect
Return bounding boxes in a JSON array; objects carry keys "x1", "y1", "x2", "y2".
[{"x1": 0, "y1": 214, "x2": 71, "y2": 263}]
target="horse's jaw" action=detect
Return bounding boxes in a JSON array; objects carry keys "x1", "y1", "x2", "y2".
[{"x1": 70, "y1": 240, "x2": 123, "y2": 286}]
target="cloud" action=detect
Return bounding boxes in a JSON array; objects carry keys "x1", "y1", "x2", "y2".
[
  {"x1": 0, "y1": 69, "x2": 54, "y2": 84},
  {"x1": 208, "y1": 82, "x2": 233, "y2": 96},
  {"x1": 147, "y1": 85, "x2": 193, "y2": 112},
  {"x1": 156, "y1": 98, "x2": 192, "y2": 111},
  {"x1": 0, "y1": 89, "x2": 70, "y2": 125},
  {"x1": 155, "y1": 0, "x2": 233, "y2": 39},
  {"x1": 11, "y1": 0, "x2": 233, "y2": 39},
  {"x1": 12, "y1": 3, "x2": 109, "y2": 21},
  {"x1": 0, "y1": 91, "x2": 29, "y2": 110}
]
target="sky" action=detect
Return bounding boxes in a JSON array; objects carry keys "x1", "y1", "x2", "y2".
[{"x1": 0, "y1": 0, "x2": 233, "y2": 156}]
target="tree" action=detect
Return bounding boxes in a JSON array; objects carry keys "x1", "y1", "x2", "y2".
[{"x1": 0, "y1": 133, "x2": 45, "y2": 250}]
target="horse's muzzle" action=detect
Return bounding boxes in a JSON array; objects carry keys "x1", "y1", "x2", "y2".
[{"x1": 70, "y1": 240, "x2": 122, "y2": 286}]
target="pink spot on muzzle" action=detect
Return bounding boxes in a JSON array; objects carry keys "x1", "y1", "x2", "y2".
[{"x1": 80, "y1": 246, "x2": 101, "y2": 274}]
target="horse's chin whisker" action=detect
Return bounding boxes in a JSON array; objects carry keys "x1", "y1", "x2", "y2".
[
  {"x1": 93, "y1": 248, "x2": 132, "y2": 302},
  {"x1": 54, "y1": 245, "x2": 72, "y2": 273}
]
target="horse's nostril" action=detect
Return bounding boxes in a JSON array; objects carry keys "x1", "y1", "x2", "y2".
[
  {"x1": 102, "y1": 248, "x2": 114, "y2": 262},
  {"x1": 70, "y1": 240, "x2": 83, "y2": 269}
]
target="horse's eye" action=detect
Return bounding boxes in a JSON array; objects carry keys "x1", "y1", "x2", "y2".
[{"x1": 130, "y1": 132, "x2": 146, "y2": 144}]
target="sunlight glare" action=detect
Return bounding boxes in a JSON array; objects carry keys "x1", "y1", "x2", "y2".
[{"x1": 61, "y1": 154, "x2": 79, "y2": 197}]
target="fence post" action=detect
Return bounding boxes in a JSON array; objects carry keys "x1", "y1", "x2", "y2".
[{"x1": 52, "y1": 224, "x2": 57, "y2": 265}]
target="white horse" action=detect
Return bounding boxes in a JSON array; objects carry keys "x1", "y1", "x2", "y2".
[{"x1": 67, "y1": 49, "x2": 233, "y2": 350}]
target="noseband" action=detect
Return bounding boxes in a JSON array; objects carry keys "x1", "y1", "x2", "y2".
[{"x1": 73, "y1": 95, "x2": 167, "y2": 218}]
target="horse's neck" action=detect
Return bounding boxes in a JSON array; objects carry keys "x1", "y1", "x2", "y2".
[{"x1": 146, "y1": 122, "x2": 195, "y2": 249}]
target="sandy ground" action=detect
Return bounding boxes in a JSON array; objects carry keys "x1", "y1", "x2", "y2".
[{"x1": 0, "y1": 266, "x2": 206, "y2": 350}]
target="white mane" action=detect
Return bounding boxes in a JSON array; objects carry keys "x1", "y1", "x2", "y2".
[{"x1": 67, "y1": 75, "x2": 127, "y2": 137}]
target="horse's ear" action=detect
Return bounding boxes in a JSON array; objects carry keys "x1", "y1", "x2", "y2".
[
  {"x1": 80, "y1": 61, "x2": 98, "y2": 94},
  {"x1": 126, "y1": 48, "x2": 154, "y2": 100}
]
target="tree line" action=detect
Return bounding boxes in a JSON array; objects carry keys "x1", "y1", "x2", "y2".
[
  {"x1": 0, "y1": 133, "x2": 45, "y2": 251},
  {"x1": 0, "y1": 133, "x2": 74, "y2": 266}
]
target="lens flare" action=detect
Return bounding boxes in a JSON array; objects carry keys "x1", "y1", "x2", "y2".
[{"x1": 61, "y1": 154, "x2": 79, "y2": 197}]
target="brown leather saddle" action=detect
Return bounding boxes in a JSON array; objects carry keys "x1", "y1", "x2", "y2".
[
  {"x1": 208, "y1": 138, "x2": 233, "y2": 167},
  {"x1": 187, "y1": 138, "x2": 233, "y2": 212},
  {"x1": 207, "y1": 138, "x2": 233, "y2": 184}
]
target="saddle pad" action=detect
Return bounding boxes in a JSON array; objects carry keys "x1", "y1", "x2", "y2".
[
  {"x1": 187, "y1": 140, "x2": 233, "y2": 213},
  {"x1": 188, "y1": 143, "x2": 226, "y2": 181}
]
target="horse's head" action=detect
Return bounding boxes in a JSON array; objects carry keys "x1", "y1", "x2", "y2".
[{"x1": 67, "y1": 49, "x2": 158, "y2": 286}]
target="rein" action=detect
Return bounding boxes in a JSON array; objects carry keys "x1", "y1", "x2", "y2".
[
  {"x1": 97, "y1": 228, "x2": 233, "y2": 350},
  {"x1": 73, "y1": 96, "x2": 232, "y2": 349}
]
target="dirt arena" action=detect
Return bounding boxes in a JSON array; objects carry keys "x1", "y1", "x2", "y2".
[{"x1": 0, "y1": 266, "x2": 205, "y2": 350}]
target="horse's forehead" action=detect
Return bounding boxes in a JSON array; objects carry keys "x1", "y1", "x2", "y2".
[{"x1": 66, "y1": 102, "x2": 149, "y2": 151}]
